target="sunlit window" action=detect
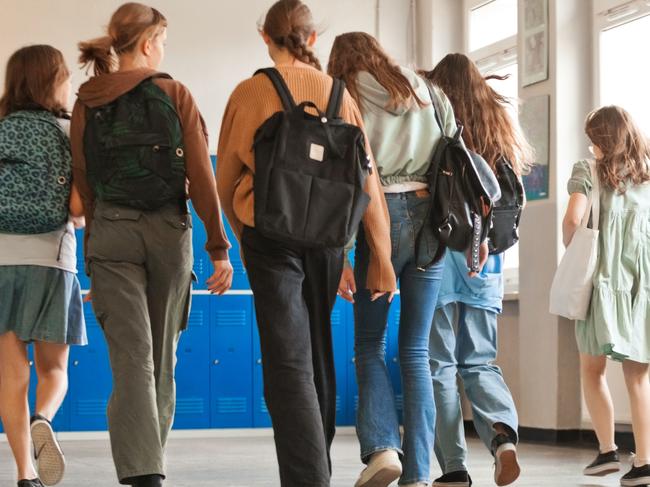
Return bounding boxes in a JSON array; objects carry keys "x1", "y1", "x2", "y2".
[
  {"x1": 469, "y1": 0, "x2": 518, "y2": 52},
  {"x1": 600, "y1": 14, "x2": 650, "y2": 133}
]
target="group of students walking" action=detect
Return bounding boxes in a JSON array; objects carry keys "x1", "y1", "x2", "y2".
[{"x1": 0, "y1": 1, "x2": 649, "y2": 487}]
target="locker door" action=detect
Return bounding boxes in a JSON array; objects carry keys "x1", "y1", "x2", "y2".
[
  {"x1": 75, "y1": 228, "x2": 90, "y2": 291},
  {"x1": 174, "y1": 295, "x2": 211, "y2": 429},
  {"x1": 68, "y1": 302, "x2": 112, "y2": 431},
  {"x1": 346, "y1": 301, "x2": 358, "y2": 426},
  {"x1": 252, "y1": 312, "x2": 272, "y2": 428},
  {"x1": 189, "y1": 203, "x2": 211, "y2": 291},
  {"x1": 210, "y1": 295, "x2": 253, "y2": 428},
  {"x1": 386, "y1": 295, "x2": 403, "y2": 422},
  {"x1": 331, "y1": 298, "x2": 349, "y2": 426}
]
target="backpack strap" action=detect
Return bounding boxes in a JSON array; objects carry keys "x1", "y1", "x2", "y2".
[
  {"x1": 325, "y1": 78, "x2": 345, "y2": 120},
  {"x1": 255, "y1": 68, "x2": 296, "y2": 112}
]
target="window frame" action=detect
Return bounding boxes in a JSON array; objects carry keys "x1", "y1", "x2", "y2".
[{"x1": 593, "y1": 0, "x2": 650, "y2": 107}]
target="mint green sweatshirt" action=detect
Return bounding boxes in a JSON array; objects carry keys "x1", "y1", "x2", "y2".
[{"x1": 356, "y1": 67, "x2": 457, "y2": 186}]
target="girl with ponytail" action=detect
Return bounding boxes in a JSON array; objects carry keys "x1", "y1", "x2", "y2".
[
  {"x1": 216, "y1": 1, "x2": 396, "y2": 485},
  {"x1": 71, "y1": 3, "x2": 232, "y2": 486}
]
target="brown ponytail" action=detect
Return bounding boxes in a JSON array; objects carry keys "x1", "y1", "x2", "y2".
[
  {"x1": 262, "y1": 0, "x2": 322, "y2": 71},
  {"x1": 79, "y1": 2, "x2": 167, "y2": 76}
]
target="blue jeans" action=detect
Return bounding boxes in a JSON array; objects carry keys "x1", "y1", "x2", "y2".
[
  {"x1": 429, "y1": 302, "x2": 518, "y2": 474},
  {"x1": 354, "y1": 191, "x2": 445, "y2": 485}
]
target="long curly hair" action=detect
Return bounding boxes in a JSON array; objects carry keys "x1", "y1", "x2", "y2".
[
  {"x1": 585, "y1": 105, "x2": 650, "y2": 193},
  {"x1": 421, "y1": 53, "x2": 533, "y2": 175},
  {"x1": 327, "y1": 32, "x2": 426, "y2": 112}
]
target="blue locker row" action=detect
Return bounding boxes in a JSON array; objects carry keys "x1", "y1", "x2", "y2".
[{"x1": 0, "y1": 295, "x2": 404, "y2": 432}]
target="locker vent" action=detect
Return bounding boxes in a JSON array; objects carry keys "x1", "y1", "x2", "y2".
[
  {"x1": 76, "y1": 399, "x2": 107, "y2": 416},
  {"x1": 176, "y1": 397, "x2": 205, "y2": 415},
  {"x1": 260, "y1": 398, "x2": 269, "y2": 414},
  {"x1": 188, "y1": 310, "x2": 205, "y2": 328},
  {"x1": 216, "y1": 310, "x2": 247, "y2": 327},
  {"x1": 331, "y1": 309, "x2": 342, "y2": 327},
  {"x1": 395, "y1": 394, "x2": 404, "y2": 411},
  {"x1": 216, "y1": 397, "x2": 247, "y2": 414}
]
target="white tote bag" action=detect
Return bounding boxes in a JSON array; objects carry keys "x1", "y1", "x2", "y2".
[{"x1": 549, "y1": 160, "x2": 600, "y2": 320}]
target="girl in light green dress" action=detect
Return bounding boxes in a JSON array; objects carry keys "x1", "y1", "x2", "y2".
[{"x1": 563, "y1": 106, "x2": 650, "y2": 486}]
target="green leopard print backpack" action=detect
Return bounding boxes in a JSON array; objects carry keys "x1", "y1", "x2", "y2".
[{"x1": 0, "y1": 110, "x2": 72, "y2": 234}]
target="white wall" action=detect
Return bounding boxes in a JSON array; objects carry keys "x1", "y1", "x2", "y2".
[{"x1": 0, "y1": 0, "x2": 412, "y2": 152}]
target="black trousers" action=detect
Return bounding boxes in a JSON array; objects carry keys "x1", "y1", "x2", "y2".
[{"x1": 242, "y1": 226, "x2": 344, "y2": 487}]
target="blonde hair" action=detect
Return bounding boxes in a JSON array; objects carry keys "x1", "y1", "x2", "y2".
[
  {"x1": 78, "y1": 2, "x2": 167, "y2": 76},
  {"x1": 585, "y1": 105, "x2": 650, "y2": 193}
]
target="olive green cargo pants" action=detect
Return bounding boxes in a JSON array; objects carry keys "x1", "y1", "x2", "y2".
[{"x1": 87, "y1": 202, "x2": 193, "y2": 483}]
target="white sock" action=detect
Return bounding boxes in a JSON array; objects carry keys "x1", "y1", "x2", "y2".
[
  {"x1": 599, "y1": 444, "x2": 617, "y2": 454},
  {"x1": 634, "y1": 458, "x2": 650, "y2": 468}
]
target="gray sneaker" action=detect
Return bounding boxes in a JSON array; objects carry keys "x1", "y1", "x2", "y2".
[{"x1": 30, "y1": 415, "x2": 65, "y2": 486}]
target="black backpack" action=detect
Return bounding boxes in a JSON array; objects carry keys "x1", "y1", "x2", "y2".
[
  {"x1": 488, "y1": 158, "x2": 524, "y2": 254},
  {"x1": 418, "y1": 84, "x2": 501, "y2": 272},
  {"x1": 83, "y1": 74, "x2": 187, "y2": 211},
  {"x1": 252, "y1": 68, "x2": 371, "y2": 248}
]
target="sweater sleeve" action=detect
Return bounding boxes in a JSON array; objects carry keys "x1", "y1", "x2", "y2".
[
  {"x1": 215, "y1": 94, "x2": 245, "y2": 242},
  {"x1": 70, "y1": 99, "x2": 96, "y2": 253},
  {"x1": 568, "y1": 159, "x2": 593, "y2": 196},
  {"x1": 342, "y1": 93, "x2": 397, "y2": 292},
  {"x1": 161, "y1": 80, "x2": 231, "y2": 261}
]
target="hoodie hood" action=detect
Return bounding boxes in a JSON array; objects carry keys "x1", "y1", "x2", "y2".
[
  {"x1": 77, "y1": 68, "x2": 162, "y2": 108},
  {"x1": 357, "y1": 66, "x2": 430, "y2": 117}
]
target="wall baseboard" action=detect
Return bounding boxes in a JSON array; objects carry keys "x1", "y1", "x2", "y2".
[{"x1": 463, "y1": 421, "x2": 635, "y2": 452}]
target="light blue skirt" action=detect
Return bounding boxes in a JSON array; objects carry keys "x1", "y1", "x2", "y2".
[{"x1": 0, "y1": 265, "x2": 87, "y2": 345}]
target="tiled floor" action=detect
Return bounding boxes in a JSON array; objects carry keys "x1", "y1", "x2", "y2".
[{"x1": 0, "y1": 431, "x2": 631, "y2": 486}]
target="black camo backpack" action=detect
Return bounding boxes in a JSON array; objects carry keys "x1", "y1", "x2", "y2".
[
  {"x1": 252, "y1": 68, "x2": 372, "y2": 248},
  {"x1": 0, "y1": 110, "x2": 71, "y2": 234},
  {"x1": 83, "y1": 74, "x2": 186, "y2": 211}
]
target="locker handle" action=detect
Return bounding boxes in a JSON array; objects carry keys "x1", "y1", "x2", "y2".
[
  {"x1": 392, "y1": 357, "x2": 398, "y2": 363},
  {"x1": 351, "y1": 357, "x2": 356, "y2": 364},
  {"x1": 256, "y1": 359, "x2": 262, "y2": 365},
  {"x1": 29, "y1": 360, "x2": 34, "y2": 367},
  {"x1": 73, "y1": 360, "x2": 80, "y2": 366},
  {"x1": 213, "y1": 359, "x2": 220, "y2": 365}
]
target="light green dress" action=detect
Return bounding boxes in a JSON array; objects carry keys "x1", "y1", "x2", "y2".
[{"x1": 568, "y1": 160, "x2": 650, "y2": 363}]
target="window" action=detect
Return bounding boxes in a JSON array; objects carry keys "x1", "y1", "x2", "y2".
[
  {"x1": 466, "y1": 0, "x2": 520, "y2": 293},
  {"x1": 599, "y1": 11, "x2": 650, "y2": 132},
  {"x1": 468, "y1": 0, "x2": 518, "y2": 52}
]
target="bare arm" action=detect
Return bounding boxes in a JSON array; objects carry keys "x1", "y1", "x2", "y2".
[{"x1": 562, "y1": 193, "x2": 589, "y2": 247}]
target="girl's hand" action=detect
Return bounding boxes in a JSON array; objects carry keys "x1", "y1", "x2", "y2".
[
  {"x1": 337, "y1": 265, "x2": 356, "y2": 303},
  {"x1": 370, "y1": 291, "x2": 395, "y2": 303},
  {"x1": 207, "y1": 260, "x2": 233, "y2": 295},
  {"x1": 83, "y1": 291, "x2": 92, "y2": 303},
  {"x1": 467, "y1": 241, "x2": 489, "y2": 277}
]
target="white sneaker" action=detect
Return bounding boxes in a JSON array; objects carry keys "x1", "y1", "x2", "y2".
[
  {"x1": 355, "y1": 449, "x2": 402, "y2": 487},
  {"x1": 493, "y1": 435, "x2": 520, "y2": 486},
  {"x1": 31, "y1": 415, "x2": 65, "y2": 486},
  {"x1": 401, "y1": 483, "x2": 429, "y2": 487}
]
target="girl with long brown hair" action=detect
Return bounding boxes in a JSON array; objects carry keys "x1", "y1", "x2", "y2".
[
  {"x1": 422, "y1": 53, "x2": 532, "y2": 487},
  {"x1": 71, "y1": 3, "x2": 232, "y2": 486},
  {"x1": 0, "y1": 45, "x2": 85, "y2": 487},
  {"x1": 563, "y1": 106, "x2": 650, "y2": 486},
  {"x1": 217, "y1": 4, "x2": 396, "y2": 486},
  {"x1": 328, "y1": 32, "x2": 458, "y2": 487}
]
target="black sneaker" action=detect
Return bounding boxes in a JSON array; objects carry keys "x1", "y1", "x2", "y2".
[
  {"x1": 18, "y1": 480, "x2": 45, "y2": 487},
  {"x1": 30, "y1": 414, "x2": 65, "y2": 486},
  {"x1": 126, "y1": 474, "x2": 164, "y2": 487},
  {"x1": 432, "y1": 470, "x2": 472, "y2": 486},
  {"x1": 621, "y1": 464, "x2": 650, "y2": 486},
  {"x1": 583, "y1": 450, "x2": 621, "y2": 476},
  {"x1": 492, "y1": 433, "x2": 521, "y2": 486}
]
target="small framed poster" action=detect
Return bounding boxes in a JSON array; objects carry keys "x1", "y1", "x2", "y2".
[
  {"x1": 521, "y1": 0, "x2": 549, "y2": 87},
  {"x1": 520, "y1": 95, "x2": 550, "y2": 200}
]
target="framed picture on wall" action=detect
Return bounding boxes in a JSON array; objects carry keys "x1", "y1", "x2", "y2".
[
  {"x1": 520, "y1": 95, "x2": 550, "y2": 200},
  {"x1": 521, "y1": 0, "x2": 549, "y2": 86}
]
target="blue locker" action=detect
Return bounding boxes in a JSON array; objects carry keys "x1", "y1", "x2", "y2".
[
  {"x1": 331, "y1": 298, "x2": 350, "y2": 426},
  {"x1": 174, "y1": 296, "x2": 211, "y2": 429},
  {"x1": 252, "y1": 311, "x2": 272, "y2": 428},
  {"x1": 67, "y1": 302, "x2": 112, "y2": 431},
  {"x1": 386, "y1": 295, "x2": 403, "y2": 420},
  {"x1": 210, "y1": 295, "x2": 253, "y2": 428},
  {"x1": 345, "y1": 301, "x2": 358, "y2": 426}
]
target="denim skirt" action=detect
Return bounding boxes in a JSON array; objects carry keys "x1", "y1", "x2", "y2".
[{"x1": 0, "y1": 265, "x2": 87, "y2": 345}]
